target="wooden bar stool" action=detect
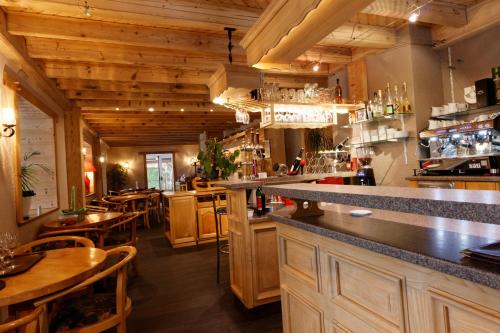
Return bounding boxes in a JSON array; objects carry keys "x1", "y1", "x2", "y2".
[{"x1": 211, "y1": 194, "x2": 228, "y2": 284}]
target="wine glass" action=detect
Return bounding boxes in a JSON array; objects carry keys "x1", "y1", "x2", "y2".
[{"x1": 0, "y1": 232, "x2": 19, "y2": 273}]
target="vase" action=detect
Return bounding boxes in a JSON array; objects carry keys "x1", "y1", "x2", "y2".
[{"x1": 22, "y1": 196, "x2": 33, "y2": 218}]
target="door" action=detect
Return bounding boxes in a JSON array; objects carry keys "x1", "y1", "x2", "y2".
[{"x1": 146, "y1": 153, "x2": 174, "y2": 191}]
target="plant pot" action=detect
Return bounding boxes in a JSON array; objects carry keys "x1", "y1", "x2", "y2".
[{"x1": 22, "y1": 196, "x2": 33, "y2": 218}]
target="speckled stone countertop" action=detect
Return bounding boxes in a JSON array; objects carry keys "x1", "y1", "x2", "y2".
[
  {"x1": 264, "y1": 183, "x2": 500, "y2": 224},
  {"x1": 215, "y1": 173, "x2": 346, "y2": 190},
  {"x1": 269, "y1": 209, "x2": 500, "y2": 290},
  {"x1": 406, "y1": 175, "x2": 500, "y2": 182}
]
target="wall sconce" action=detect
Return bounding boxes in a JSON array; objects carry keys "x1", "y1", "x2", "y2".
[
  {"x1": 81, "y1": 147, "x2": 87, "y2": 156},
  {"x1": 99, "y1": 155, "x2": 105, "y2": 163},
  {"x1": 1, "y1": 107, "x2": 16, "y2": 137},
  {"x1": 124, "y1": 161, "x2": 130, "y2": 169}
]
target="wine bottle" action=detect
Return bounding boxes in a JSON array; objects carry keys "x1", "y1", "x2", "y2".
[
  {"x1": 401, "y1": 81, "x2": 412, "y2": 113},
  {"x1": 385, "y1": 83, "x2": 394, "y2": 115},
  {"x1": 374, "y1": 90, "x2": 384, "y2": 118},
  {"x1": 256, "y1": 186, "x2": 265, "y2": 216},
  {"x1": 335, "y1": 78, "x2": 343, "y2": 104},
  {"x1": 288, "y1": 148, "x2": 304, "y2": 175},
  {"x1": 393, "y1": 84, "x2": 401, "y2": 114}
]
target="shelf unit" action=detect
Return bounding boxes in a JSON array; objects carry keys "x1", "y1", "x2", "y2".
[
  {"x1": 431, "y1": 104, "x2": 500, "y2": 120},
  {"x1": 342, "y1": 112, "x2": 414, "y2": 128},
  {"x1": 260, "y1": 102, "x2": 355, "y2": 129},
  {"x1": 348, "y1": 136, "x2": 410, "y2": 147}
]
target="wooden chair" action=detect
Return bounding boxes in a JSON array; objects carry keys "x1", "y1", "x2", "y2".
[
  {"x1": 15, "y1": 236, "x2": 95, "y2": 255},
  {"x1": 123, "y1": 197, "x2": 149, "y2": 229},
  {"x1": 85, "y1": 205, "x2": 108, "y2": 214},
  {"x1": 0, "y1": 306, "x2": 44, "y2": 333},
  {"x1": 34, "y1": 246, "x2": 137, "y2": 333},
  {"x1": 100, "y1": 212, "x2": 140, "y2": 250},
  {"x1": 147, "y1": 193, "x2": 161, "y2": 224},
  {"x1": 97, "y1": 198, "x2": 124, "y2": 212}
]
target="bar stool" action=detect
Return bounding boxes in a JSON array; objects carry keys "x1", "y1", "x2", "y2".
[{"x1": 212, "y1": 193, "x2": 228, "y2": 284}]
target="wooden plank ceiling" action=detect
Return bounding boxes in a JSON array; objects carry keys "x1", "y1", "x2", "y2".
[{"x1": 0, "y1": 0, "x2": 483, "y2": 146}]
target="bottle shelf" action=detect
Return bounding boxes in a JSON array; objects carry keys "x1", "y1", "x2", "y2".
[
  {"x1": 347, "y1": 136, "x2": 410, "y2": 147},
  {"x1": 431, "y1": 104, "x2": 500, "y2": 120},
  {"x1": 342, "y1": 112, "x2": 414, "y2": 128}
]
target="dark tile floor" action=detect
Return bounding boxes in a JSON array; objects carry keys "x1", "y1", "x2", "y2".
[{"x1": 127, "y1": 224, "x2": 283, "y2": 333}]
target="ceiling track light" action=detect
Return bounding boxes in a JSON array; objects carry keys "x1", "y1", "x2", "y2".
[{"x1": 407, "y1": 0, "x2": 433, "y2": 23}]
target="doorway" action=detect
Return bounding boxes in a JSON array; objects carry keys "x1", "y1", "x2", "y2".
[{"x1": 145, "y1": 153, "x2": 174, "y2": 191}]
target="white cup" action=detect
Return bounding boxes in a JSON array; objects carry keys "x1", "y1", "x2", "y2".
[{"x1": 258, "y1": 172, "x2": 268, "y2": 179}]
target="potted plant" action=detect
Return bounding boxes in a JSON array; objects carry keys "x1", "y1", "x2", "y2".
[
  {"x1": 197, "y1": 139, "x2": 240, "y2": 180},
  {"x1": 20, "y1": 151, "x2": 52, "y2": 219},
  {"x1": 107, "y1": 163, "x2": 128, "y2": 191}
]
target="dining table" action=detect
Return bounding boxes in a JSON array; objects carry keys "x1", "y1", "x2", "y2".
[
  {"x1": 0, "y1": 247, "x2": 107, "y2": 307},
  {"x1": 106, "y1": 194, "x2": 148, "y2": 212},
  {"x1": 41, "y1": 212, "x2": 124, "y2": 232}
]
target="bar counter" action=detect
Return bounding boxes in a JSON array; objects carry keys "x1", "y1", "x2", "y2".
[{"x1": 263, "y1": 183, "x2": 500, "y2": 332}]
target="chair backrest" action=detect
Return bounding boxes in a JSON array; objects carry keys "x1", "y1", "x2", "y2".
[
  {"x1": 35, "y1": 246, "x2": 137, "y2": 309},
  {"x1": 86, "y1": 205, "x2": 109, "y2": 213},
  {"x1": 148, "y1": 193, "x2": 160, "y2": 207},
  {"x1": 15, "y1": 236, "x2": 95, "y2": 255},
  {"x1": 0, "y1": 306, "x2": 43, "y2": 333}
]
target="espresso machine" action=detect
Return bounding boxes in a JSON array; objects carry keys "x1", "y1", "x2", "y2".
[{"x1": 418, "y1": 115, "x2": 500, "y2": 175}]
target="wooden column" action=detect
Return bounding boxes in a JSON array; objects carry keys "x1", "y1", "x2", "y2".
[
  {"x1": 347, "y1": 59, "x2": 368, "y2": 102},
  {"x1": 64, "y1": 110, "x2": 84, "y2": 208}
]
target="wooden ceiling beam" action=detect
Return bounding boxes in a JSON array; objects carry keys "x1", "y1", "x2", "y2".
[
  {"x1": 25, "y1": 37, "x2": 245, "y2": 70},
  {"x1": 56, "y1": 79, "x2": 209, "y2": 94},
  {"x1": 362, "y1": 0, "x2": 467, "y2": 27},
  {"x1": 7, "y1": 11, "x2": 247, "y2": 55},
  {"x1": 44, "y1": 61, "x2": 213, "y2": 85},
  {"x1": 240, "y1": 0, "x2": 374, "y2": 65},
  {"x1": 75, "y1": 100, "x2": 225, "y2": 111},
  {"x1": 432, "y1": 0, "x2": 500, "y2": 48},
  {"x1": 65, "y1": 90, "x2": 210, "y2": 102},
  {"x1": 318, "y1": 22, "x2": 396, "y2": 49},
  {"x1": 0, "y1": 10, "x2": 71, "y2": 113},
  {"x1": 0, "y1": 0, "x2": 261, "y2": 33}
]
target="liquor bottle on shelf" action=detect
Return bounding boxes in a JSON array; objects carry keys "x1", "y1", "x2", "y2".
[
  {"x1": 288, "y1": 147, "x2": 304, "y2": 175},
  {"x1": 385, "y1": 83, "x2": 394, "y2": 115},
  {"x1": 335, "y1": 78, "x2": 343, "y2": 104},
  {"x1": 335, "y1": 137, "x2": 349, "y2": 151},
  {"x1": 401, "y1": 81, "x2": 412, "y2": 113},
  {"x1": 250, "y1": 129, "x2": 257, "y2": 179},
  {"x1": 393, "y1": 84, "x2": 401, "y2": 114},
  {"x1": 374, "y1": 90, "x2": 384, "y2": 118},
  {"x1": 365, "y1": 101, "x2": 373, "y2": 120},
  {"x1": 256, "y1": 186, "x2": 265, "y2": 216}
]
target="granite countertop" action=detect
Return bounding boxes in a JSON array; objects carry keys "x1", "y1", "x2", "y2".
[
  {"x1": 264, "y1": 183, "x2": 500, "y2": 224},
  {"x1": 215, "y1": 173, "x2": 343, "y2": 190},
  {"x1": 270, "y1": 208, "x2": 500, "y2": 290},
  {"x1": 406, "y1": 175, "x2": 500, "y2": 182}
]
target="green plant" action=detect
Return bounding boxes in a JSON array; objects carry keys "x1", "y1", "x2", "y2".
[
  {"x1": 107, "y1": 163, "x2": 128, "y2": 191},
  {"x1": 197, "y1": 138, "x2": 240, "y2": 180},
  {"x1": 20, "y1": 151, "x2": 52, "y2": 197}
]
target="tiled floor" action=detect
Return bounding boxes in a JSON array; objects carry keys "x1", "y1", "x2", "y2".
[{"x1": 127, "y1": 224, "x2": 283, "y2": 333}]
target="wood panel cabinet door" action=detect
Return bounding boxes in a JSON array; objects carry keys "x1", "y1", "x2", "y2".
[
  {"x1": 197, "y1": 207, "x2": 216, "y2": 240},
  {"x1": 170, "y1": 196, "x2": 196, "y2": 245},
  {"x1": 282, "y1": 287, "x2": 324, "y2": 333},
  {"x1": 465, "y1": 182, "x2": 498, "y2": 191},
  {"x1": 430, "y1": 290, "x2": 500, "y2": 333},
  {"x1": 251, "y1": 222, "x2": 280, "y2": 304}
]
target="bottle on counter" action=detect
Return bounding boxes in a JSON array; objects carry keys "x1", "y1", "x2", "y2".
[
  {"x1": 335, "y1": 78, "x2": 343, "y2": 104},
  {"x1": 492, "y1": 67, "x2": 500, "y2": 103},
  {"x1": 401, "y1": 81, "x2": 412, "y2": 113},
  {"x1": 288, "y1": 147, "x2": 305, "y2": 175},
  {"x1": 256, "y1": 186, "x2": 265, "y2": 216},
  {"x1": 385, "y1": 83, "x2": 394, "y2": 115}
]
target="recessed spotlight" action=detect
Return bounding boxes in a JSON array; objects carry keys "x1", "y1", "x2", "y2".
[
  {"x1": 210, "y1": 109, "x2": 214, "y2": 112},
  {"x1": 180, "y1": 108, "x2": 185, "y2": 112},
  {"x1": 312, "y1": 63, "x2": 320, "y2": 72},
  {"x1": 115, "y1": 107, "x2": 120, "y2": 111},
  {"x1": 148, "y1": 107, "x2": 155, "y2": 112}
]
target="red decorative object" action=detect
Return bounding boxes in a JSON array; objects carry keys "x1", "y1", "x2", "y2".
[{"x1": 84, "y1": 160, "x2": 97, "y2": 172}]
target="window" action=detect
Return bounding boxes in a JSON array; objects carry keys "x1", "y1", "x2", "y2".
[{"x1": 145, "y1": 153, "x2": 174, "y2": 191}]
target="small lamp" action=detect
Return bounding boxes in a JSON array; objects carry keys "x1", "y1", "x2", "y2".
[
  {"x1": 1, "y1": 107, "x2": 16, "y2": 137},
  {"x1": 84, "y1": 160, "x2": 96, "y2": 194}
]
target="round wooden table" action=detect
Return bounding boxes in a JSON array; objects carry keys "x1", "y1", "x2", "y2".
[
  {"x1": 42, "y1": 212, "x2": 123, "y2": 232},
  {"x1": 0, "y1": 247, "x2": 107, "y2": 307}
]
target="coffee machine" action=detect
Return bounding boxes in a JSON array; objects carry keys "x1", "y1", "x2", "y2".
[
  {"x1": 418, "y1": 115, "x2": 500, "y2": 175},
  {"x1": 353, "y1": 147, "x2": 376, "y2": 186}
]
